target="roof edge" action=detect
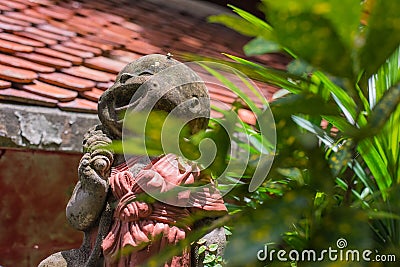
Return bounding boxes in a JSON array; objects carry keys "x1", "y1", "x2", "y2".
[{"x1": 0, "y1": 103, "x2": 99, "y2": 153}]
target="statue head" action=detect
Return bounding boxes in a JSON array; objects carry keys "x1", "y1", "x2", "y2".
[{"x1": 98, "y1": 54, "x2": 210, "y2": 138}]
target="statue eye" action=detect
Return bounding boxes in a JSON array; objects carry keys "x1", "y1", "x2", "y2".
[
  {"x1": 119, "y1": 73, "x2": 135, "y2": 84},
  {"x1": 139, "y1": 70, "x2": 154, "y2": 76}
]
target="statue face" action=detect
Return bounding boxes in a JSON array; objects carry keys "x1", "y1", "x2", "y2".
[{"x1": 98, "y1": 54, "x2": 210, "y2": 138}]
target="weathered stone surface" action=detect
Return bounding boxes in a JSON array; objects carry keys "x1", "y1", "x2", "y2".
[{"x1": 0, "y1": 103, "x2": 99, "y2": 152}]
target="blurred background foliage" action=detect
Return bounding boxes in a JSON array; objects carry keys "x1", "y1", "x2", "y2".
[{"x1": 120, "y1": 0, "x2": 400, "y2": 266}]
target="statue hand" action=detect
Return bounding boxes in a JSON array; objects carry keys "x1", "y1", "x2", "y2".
[
  {"x1": 78, "y1": 153, "x2": 109, "y2": 189},
  {"x1": 82, "y1": 126, "x2": 114, "y2": 179}
]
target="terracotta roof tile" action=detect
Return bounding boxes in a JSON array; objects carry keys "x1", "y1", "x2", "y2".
[
  {"x1": 58, "y1": 98, "x2": 97, "y2": 113},
  {"x1": 0, "y1": 88, "x2": 57, "y2": 107},
  {"x1": 50, "y1": 45, "x2": 94, "y2": 59},
  {"x1": 209, "y1": 92, "x2": 237, "y2": 104},
  {"x1": 93, "y1": 10, "x2": 125, "y2": 24},
  {"x1": 238, "y1": 109, "x2": 257, "y2": 125},
  {"x1": 34, "y1": 6, "x2": 74, "y2": 21},
  {"x1": 121, "y1": 21, "x2": 144, "y2": 33},
  {"x1": 0, "y1": 0, "x2": 288, "y2": 120},
  {"x1": 108, "y1": 50, "x2": 141, "y2": 63},
  {"x1": 62, "y1": 21, "x2": 97, "y2": 35},
  {"x1": 96, "y1": 81, "x2": 113, "y2": 90},
  {"x1": 0, "y1": 14, "x2": 31, "y2": 27},
  {"x1": 95, "y1": 31, "x2": 133, "y2": 47},
  {"x1": 0, "y1": 39, "x2": 34, "y2": 53},
  {"x1": 125, "y1": 40, "x2": 161, "y2": 55},
  {"x1": 80, "y1": 87, "x2": 103, "y2": 102},
  {"x1": 0, "y1": 3, "x2": 12, "y2": 12},
  {"x1": 0, "y1": 64, "x2": 37, "y2": 83},
  {"x1": 35, "y1": 47, "x2": 82, "y2": 65},
  {"x1": 14, "y1": 31, "x2": 58, "y2": 46},
  {"x1": 0, "y1": 21, "x2": 24, "y2": 32},
  {"x1": 25, "y1": 27, "x2": 69, "y2": 42},
  {"x1": 178, "y1": 36, "x2": 204, "y2": 50},
  {"x1": 106, "y1": 24, "x2": 140, "y2": 39},
  {"x1": 4, "y1": 11, "x2": 46, "y2": 24},
  {"x1": 72, "y1": 36, "x2": 113, "y2": 51},
  {"x1": 74, "y1": 7, "x2": 94, "y2": 17},
  {"x1": 32, "y1": 0, "x2": 54, "y2": 6},
  {"x1": 12, "y1": 0, "x2": 38, "y2": 8},
  {"x1": 62, "y1": 41, "x2": 102, "y2": 56},
  {"x1": 39, "y1": 72, "x2": 95, "y2": 91},
  {"x1": 0, "y1": 32, "x2": 45, "y2": 47},
  {"x1": 0, "y1": 54, "x2": 55, "y2": 73},
  {"x1": 16, "y1": 52, "x2": 72, "y2": 69},
  {"x1": 61, "y1": 66, "x2": 114, "y2": 83},
  {"x1": 84, "y1": 35, "x2": 121, "y2": 48},
  {"x1": 20, "y1": 80, "x2": 78, "y2": 102},
  {"x1": 0, "y1": 79, "x2": 11, "y2": 89},
  {"x1": 22, "y1": 8, "x2": 50, "y2": 20},
  {"x1": 68, "y1": 15, "x2": 107, "y2": 28},
  {"x1": 0, "y1": 0, "x2": 27, "y2": 10},
  {"x1": 37, "y1": 24, "x2": 77, "y2": 38},
  {"x1": 84, "y1": 56, "x2": 126, "y2": 74}
]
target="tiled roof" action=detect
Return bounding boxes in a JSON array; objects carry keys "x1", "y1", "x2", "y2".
[{"x1": 0, "y1": 0, "x2": 289, "y2": 121}]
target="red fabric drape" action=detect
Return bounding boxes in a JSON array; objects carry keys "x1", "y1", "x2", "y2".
[{"x1": 102, "y1": 154, "x2": 226, "y2": 267}]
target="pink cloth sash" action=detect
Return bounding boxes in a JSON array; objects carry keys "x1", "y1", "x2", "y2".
[{"x1": 102, "y1": 154, "x2": 227, "y2": 266}]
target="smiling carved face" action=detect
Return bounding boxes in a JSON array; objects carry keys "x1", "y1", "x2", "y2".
[{"x1": 98, "y1": 54, "x2": 210, "y2": 138}]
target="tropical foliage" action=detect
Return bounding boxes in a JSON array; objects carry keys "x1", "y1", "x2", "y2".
[{"x1": 119, "y1": 0, "x2": 400, "y2": 266}]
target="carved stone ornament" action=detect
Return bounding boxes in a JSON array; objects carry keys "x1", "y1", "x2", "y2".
[{"x1": 39, "y1": 54, "x2": 227, "y2": 267}]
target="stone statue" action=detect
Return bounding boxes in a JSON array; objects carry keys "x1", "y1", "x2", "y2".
[{"x1": 39, "y1": 54, "x2": 227, "y2": 267}]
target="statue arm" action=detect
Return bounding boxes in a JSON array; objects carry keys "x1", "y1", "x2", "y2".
[{"x1": 66, "y1": 126, "x2": 114, "y2": 231}]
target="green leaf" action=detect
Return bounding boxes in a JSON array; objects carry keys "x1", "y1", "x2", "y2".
[
  {"x1": 357, "y1": 138, "x2": 392, "y2": 199},
  {"x1": 198, "y1": 62, "x2": 261, "y2": 114},
  {"x1": 287, "y1": 59, "x2": 315, "y2": 76},
  {"x1": 360, "y1": 0, "x2": 400, "y2": 77},
  {"x1": 208, "y1": 14, "x2": 261, "y2": 37},
  {"x1": 358, "y1": 82, "x2": 400, "y2": 138},
  {"x1": 263, "y1": 0, "x2": 361, "y2": 48},
  {"x1": 182, "y1": 53, "x2": 309, "y2": 93},
  {"x1": 291, "y1": 115, "x2": 335, "y2": 148},
  {"x1": 197, "y1": 238, "x2": 207, "y2": 245},
  {"x1": 263, "y1": 0, "x2": 354, "y2": 77},
  {"x1": 243, "y1": 37, "x2": 281, "y2": 56},
  {"x1": 203, "y1": 254, "x2": 216, "y2": 264},
  {"x1": 271, "y1": 93, "x2": 339, "y2": 117},
  {"x1": 229, "y1": 5, "x2": 273, "y2": 32},
  {"x1": 224, "y1": 191, "x2": 311, "y2": 265},
  {"x1": 198, "y1": 245, "x2": 207, "y2": 255},
  {"x1": 228, "y1": 5, "x2": 276, "y2": 41},
  {"x1": 314, "y1": 71, "x2": 359, "y2": 123},
  {"x1": 208, "y1": 244, "x2": 219, "y2": 252}
]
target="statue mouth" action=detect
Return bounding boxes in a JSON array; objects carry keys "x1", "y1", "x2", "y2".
[
  {"x1": 112, "y1": 74, "x2": 152, "y2": 123},
  {"x1": 114, "y1": 91, "x2": 143, "y2": 122}
]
